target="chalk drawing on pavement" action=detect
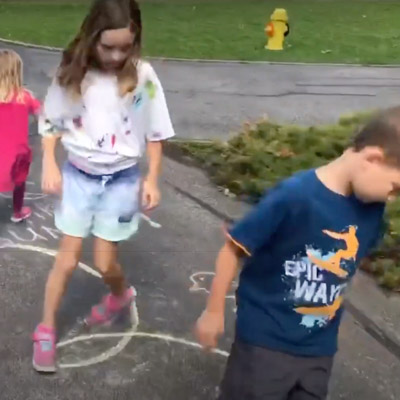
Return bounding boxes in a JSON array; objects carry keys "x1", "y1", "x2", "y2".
[
  {"x1": 0, "y1": 239, "x2": 227, "y2": 370},
  {"x1": 58, "y1": 332, "x2": 228, "y2": 369},
  {"x1": 0, "y1": 192, "x2": 47, "y2": 201},
  {"x1": 189, "y1": 271, "x2": 237, "y2": 313},
  {"x1": 3, "y1": 206, "x2": 161, "y2": 245}
]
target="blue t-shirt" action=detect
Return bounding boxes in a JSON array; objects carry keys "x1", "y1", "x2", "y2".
[{"x1": 229, "y1": 169, "x2": 385, "y2": 357}]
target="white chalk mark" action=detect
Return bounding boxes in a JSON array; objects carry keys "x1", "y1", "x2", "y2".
[
  {"x1": 8, "y1": 228, "x2": 49, "y2": 243},
  {"x1": 58, "y1": 301, "x2": 140, "y2": 369},
  {"x1": 0, "y1": 192, "x2": 47, "y2": 201},
  {"x1": 57, "y1": 330, "x2": 229, "y2": 367},
  {"x1": 41, "y1": 226, "x2": 60, "y2": 240},
  {"x1": 34, "y1": 212, "x2": 46, "y2": 220},
  {"x1": 0, "y1": 238, "x2": 15, "y2": 248},
  {"x1": 0, "y1": 240, "x2": 229, "y2": 370},
  {"x1": 190, "y1": 271, "x2": 236, "y2": 299},
  {"x1": 140, "y1": 213, "x2": 162, "y2": 229},
  {"x1": 35, "y1": 203, "x2": 54, "y2": 217},
  {"x1": 0, "y1": 242, "x2": 101, "y2": 278},
  {"x1": 0, "y1": 241, "x2": 135, "y2": 367},
  {"x1": 190, "y1": 271, "x2": 237, "y2": 312},
  {"x1": 190, "y1": 272, "x2": 215, "y2": 294},
  {"x1": 26, "y1": 181, "x2": 35, "y2": 186},
  {"x1": 131, "y1": 361, "x2": 149, "y2": 375}
]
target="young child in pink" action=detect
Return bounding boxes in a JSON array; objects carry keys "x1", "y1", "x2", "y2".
[{"x1": 0, "y1": 49, "x2": 41, "y2": 222}]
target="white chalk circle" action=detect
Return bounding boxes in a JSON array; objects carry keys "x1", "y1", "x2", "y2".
[
  {"x1": 58, "y1": 332, "x2": 228, "y2": 369},
  {"x1": 0, "y1": 241, "x2": 228, "y2": 370},
  {"x1": 0, "y1": 241, "x2": 137, "y2": 368}
]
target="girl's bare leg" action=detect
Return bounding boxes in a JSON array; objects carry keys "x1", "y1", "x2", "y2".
[
  {"x1": 93, "y1": 237, "x2": 126, "y2": 296},
  {"x1": 42, "y1": 235, "x2": 83, "y2": 327},
  {"x1": 84, "y1": 237, "x2": 134, "y2": 326}
]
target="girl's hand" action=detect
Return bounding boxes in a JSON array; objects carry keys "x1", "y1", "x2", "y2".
[
  {"x1": 195, "y1": 310, "x2": 225, "y2": 350},
  {"x1": 42, "y1": 161, "x2": 62, "y2": 194},
  {"x1": 142, "y1": 178, "x2": 160, "y2": 212}
]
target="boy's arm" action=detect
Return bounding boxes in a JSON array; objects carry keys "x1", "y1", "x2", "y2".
[
  {"x1": 195, "y1": 181, "x2": 293, "y2": 350},
  {"x1": 195, "y1": 240, "x2": 242, "y2": 350},
  {"x1": 142, "y1": 141, "x2": 162, "y2": 211},
  {"x1": 41, "y1": 135, "x2": 62, "y2": 194}
]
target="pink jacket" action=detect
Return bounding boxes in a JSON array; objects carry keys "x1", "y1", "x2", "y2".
[{"x1": 0, "y1": 90, "x2": 40, "y2": 191}]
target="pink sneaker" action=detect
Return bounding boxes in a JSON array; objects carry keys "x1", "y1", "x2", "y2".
[
  {"x1": 32, "y1": 324, "x2": 56, "y2": 373},
  {"x1": 84, "y1": 286, "x2": 137, "y2": 327},
  {"x1": 11, "y1": 206, "x2": 32, "y2": 223}
]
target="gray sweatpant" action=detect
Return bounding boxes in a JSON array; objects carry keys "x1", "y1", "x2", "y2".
[{"x1": 218, "y1": 339, "x2": 333, "y2": 400}]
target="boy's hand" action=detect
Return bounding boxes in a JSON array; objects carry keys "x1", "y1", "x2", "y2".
[
  {"x1": 142, "y1": 178, "x2": 160, "y2": 212},
  {"x1": 42, "y1": 162, "x2": 62, "y2": 194},
  {"x1": 195, "y1": 310, "x2": 225, "y2": 350}
]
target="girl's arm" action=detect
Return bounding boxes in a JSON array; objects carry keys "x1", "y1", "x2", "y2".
[
  {"x1": 140, "y1": 63, "x2": 175, "y2": 211},
  {"x1": 42, "y1": 135, "x2": 62, "y2": 194},
  {"x1": 39, "y1": 80, "x2": 74, "y2": 194},
  {"x1": 195, "y1": 240, "x2": 242, "y2": 350},
  {"x1": 30, "y1": 96, "x2": 41, "y2": 116},
  {"x1": 146, "y1": 141, "x2": 162, "y2": 183},
  {"x1": 142, "y1": 141, "x2": 162, "y2": 211},
  {"x1": 23, "y1": 89, "x2": 41, "y2": 116}
]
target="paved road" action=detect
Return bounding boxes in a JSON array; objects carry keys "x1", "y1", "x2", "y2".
[
  {"x1": 0, "y1": 42, "x2": 399, "y2": 399},
  {"x1": 3, "y1": 41, "x2": 400, "y2": 139},
  {"x1": 0, "y1": 138, "x2": 399, "y2": 400}
]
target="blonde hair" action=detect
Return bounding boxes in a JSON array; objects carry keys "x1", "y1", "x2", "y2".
[{"x1": 0, "y1": 49, "x2": 24, "y2": 103}]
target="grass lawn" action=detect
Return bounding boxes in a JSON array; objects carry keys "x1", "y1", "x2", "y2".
[{"x1": 0, "y1": 0, "x2": 400, "y2": 64}]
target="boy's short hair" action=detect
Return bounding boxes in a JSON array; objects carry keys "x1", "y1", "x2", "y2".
[{"x1": 352, "y1": 106, "x2": 400, "y2": 165}]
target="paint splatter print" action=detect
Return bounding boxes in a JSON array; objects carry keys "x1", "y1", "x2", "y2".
[{"x1": 145, "y1": 80, "x2": 157, "y2": 100}]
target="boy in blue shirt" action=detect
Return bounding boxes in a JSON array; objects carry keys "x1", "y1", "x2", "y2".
[{"x1": 195, "y1": 107, "x2": 400, "y2": 399}]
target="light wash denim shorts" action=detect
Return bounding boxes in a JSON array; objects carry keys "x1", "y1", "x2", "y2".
[{"x1": 55, "y1": 162, "x2": 141, "y2": 242}]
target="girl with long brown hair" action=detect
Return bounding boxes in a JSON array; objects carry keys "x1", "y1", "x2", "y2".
[
  {"x1": 0, "y1": 49, "x2": 41, "y2": 222},
  {"x1": 33, "y1": 0, "x2": 175, "y2": 372}
]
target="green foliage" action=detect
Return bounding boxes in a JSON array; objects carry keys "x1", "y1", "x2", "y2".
[{"x1": 178, "y1": 113, "x2": 371, "y2": 200}]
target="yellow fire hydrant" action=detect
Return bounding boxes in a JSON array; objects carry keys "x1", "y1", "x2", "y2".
[{"x1": 265, "y1": 8, "x2": 289, "y2": 51}]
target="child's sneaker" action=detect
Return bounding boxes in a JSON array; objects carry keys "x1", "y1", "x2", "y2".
[
  {"x1": 84, "y1": 286, "x2": 136, "y2": 327},
  {"x1": 32, "y1": 324, "x2": 56, "y2": 373},
  {"x1": 11, "y1": 206, "x2": 32, "y2": 223}
]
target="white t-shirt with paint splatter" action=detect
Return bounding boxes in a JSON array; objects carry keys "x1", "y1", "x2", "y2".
[{"x1": 39, "y1": 61, "x2": 175, "y2": 174}]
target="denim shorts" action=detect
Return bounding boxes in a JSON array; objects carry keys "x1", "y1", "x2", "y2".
[{"x1": 55, "y1": 162, "x2": 141, "y2": 242}]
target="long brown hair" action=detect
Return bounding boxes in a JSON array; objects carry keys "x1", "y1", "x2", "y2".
[{"x1": 58, "y1": 0, "x2": 142, "y2": 97}]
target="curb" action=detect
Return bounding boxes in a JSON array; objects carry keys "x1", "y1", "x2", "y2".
[
  {"x1": 2, "y1": 38, "x2": 400, "y2": 68},
  {"x1": 0, "y1": 38, "x2": 62, "y2": 52}
]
